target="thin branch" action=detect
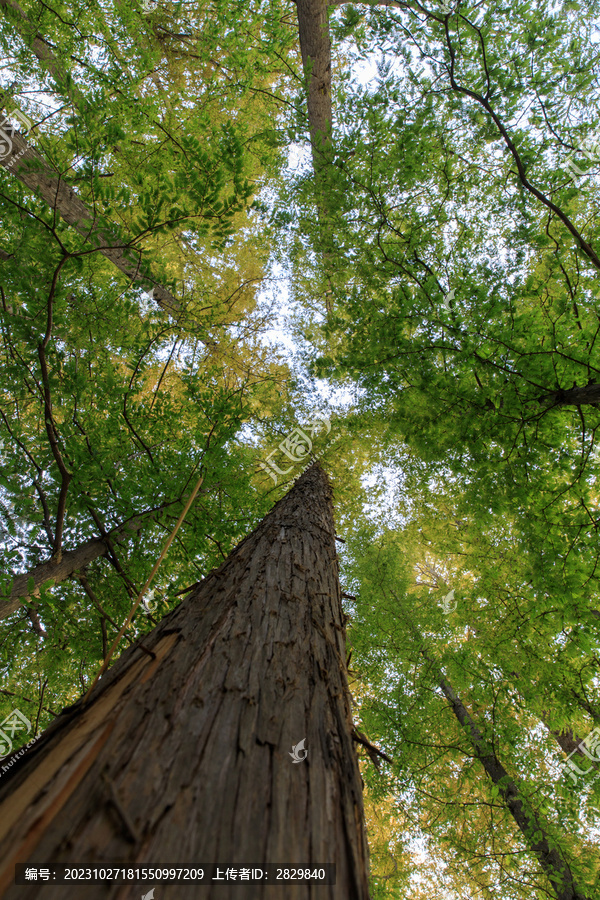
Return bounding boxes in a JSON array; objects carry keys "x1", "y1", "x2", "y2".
[
  {"x1": 352, "y1": 728, "x2": 393, "y2": 768},
  {"x1": 0, "y1": 686, "x2": 57, "y2": 717}
]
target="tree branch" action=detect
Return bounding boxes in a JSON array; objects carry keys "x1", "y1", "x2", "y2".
[{"x1": 352, "y1": 728, "x2": 393, "y2": 768}]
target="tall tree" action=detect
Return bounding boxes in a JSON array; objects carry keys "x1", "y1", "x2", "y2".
[
  {"x1": 0, "y1": 464, "x2": 370, "y2": 900},
  {"x1": 3, "y1": 0, "x2": 600, "y2": 894},
  {"x1": 339, "y1": 514, "x2": 600, "y2": 898}
]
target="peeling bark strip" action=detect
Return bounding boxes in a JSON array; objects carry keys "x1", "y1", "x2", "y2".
[
  {"x1": 0, "y1": 500, "x2": 180, "y2": 620},
  {"x1": 0, "y1": 126, "x2": 181, "y2": 315},
  {"x1": 0, "y1": 464, "x2": 370, "y2": 899}
]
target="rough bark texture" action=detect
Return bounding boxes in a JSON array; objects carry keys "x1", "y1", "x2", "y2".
[
  {"x1": 0, "y1": 501, "x2": 179, "y2": 620},
  {"x1": 0, "y1": 125, "x2": 181, "y2": 315},
  {"x1": 0, "y1": 463, "x2": 370, "y2": 899}
]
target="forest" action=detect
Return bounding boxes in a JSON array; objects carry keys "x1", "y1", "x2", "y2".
[{"x1": 0, "y1": 0, "x2": 599, "y2": 897}]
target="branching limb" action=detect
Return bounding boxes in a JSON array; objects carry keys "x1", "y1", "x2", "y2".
[
  {"x1": 0, "y1": 686, "x2": 57, "y2": 717},
  {"x1": 352, "y1": 727, "x2": 393, "y2": 768}
]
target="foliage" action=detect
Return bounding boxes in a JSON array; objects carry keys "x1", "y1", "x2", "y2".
[{"x1": 1, "y1": 0, "x2": 600, "y2": 896}]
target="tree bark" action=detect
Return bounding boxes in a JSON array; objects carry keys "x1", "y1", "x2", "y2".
[
  {"x1": 296, "y1": 0, "x2": 333, "y2": 169},
  {"x1": 0, "y1": 500, "x2": 180, "y2": 620},
  {"x1": 0, "y1": 463, "x2": 370, "y2": 899}
]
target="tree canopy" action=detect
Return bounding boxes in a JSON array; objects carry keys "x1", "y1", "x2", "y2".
[{"x1": 1, "y1": 0, "x2": 600, "y2": 897}]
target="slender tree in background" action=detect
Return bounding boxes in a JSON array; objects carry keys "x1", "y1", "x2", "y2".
[
  {"x1": 0, "y1": 0, "x2": 292, "y2": 705},
  {"x1": 339, "y1": 514, "x2": 600, "y2": 898},
  {"x1": 0, "y1": 464, "x2": 370, "y2": 900},
  {"x1": 398, "y1": 605, "x2": 590, "y2": 900}
]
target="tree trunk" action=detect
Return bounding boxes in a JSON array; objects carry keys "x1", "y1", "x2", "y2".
[
  {"x1": 296, "y1": 0, "x2": 333, "y2": 169},
  {"x1": 0, "y1": 0, "x2": 74, "y2": 90},
  {"x1": 535, "y1": 384, "x2": 600, "y2": 407},
  {"x1": 0, "y1": 500, "x2": 180, "y2": 620},
  {"x1": 296, "y1": 0, "x2": 338, "y2": 312},
  {"x1": 0, "y1": 116, "x2": 181, "y2": 316},
  {"x1": 0, "y1": 463, "x2": 370, "y2": 899},
  {"x1": 503, "y1": 670, "x2": 596, "y2": 762},
  {"x1": 392, "y1": 596, "x2": 590, "y2": 900},
  {"x1": 436, "y1": 674, "x2": 589, "y2": 900},
  {"x1": 541, "y1": 719, "x2": 595, "y2": 762}
]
